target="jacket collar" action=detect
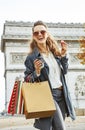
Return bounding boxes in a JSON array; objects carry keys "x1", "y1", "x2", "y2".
[{"x1": 33, "y1": 47, "x2": 41, "y2": 57}]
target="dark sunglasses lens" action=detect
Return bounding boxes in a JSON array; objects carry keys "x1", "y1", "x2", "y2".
[
  {"x1": 33, "y1": 32, "x2": 39, "y2": 36},
  {"x1": 40, "y1": 30, "x2": 46, "y2": 35},
  {"x1": 33, "y1": 30, "x2": 46, "y2": 36}
]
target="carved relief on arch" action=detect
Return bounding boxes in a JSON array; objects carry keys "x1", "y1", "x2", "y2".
[
  {"x1": 75, "y1": 75, "x2": 85, "y2": 97},
  {"x1": 10, "y1": 52, "x2": 27, "y2": 64}
]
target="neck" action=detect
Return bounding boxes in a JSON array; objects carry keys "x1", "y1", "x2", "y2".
[{"x1": 37, "y1": 43, "x2": 49, "y2": 54}]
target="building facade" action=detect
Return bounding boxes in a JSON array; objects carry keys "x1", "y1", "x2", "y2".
[{"x1": 1, "y1": 21, "x2": 85, "y2": 112}]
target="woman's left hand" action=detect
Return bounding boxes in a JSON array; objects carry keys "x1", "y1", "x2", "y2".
[{"x1": 60, "y1": 40, "x2": 68, "y2": 57}]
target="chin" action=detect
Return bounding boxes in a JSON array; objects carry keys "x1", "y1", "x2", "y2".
[{"x1": 38, "y1": 40, "x2": 46, "y2": 44}]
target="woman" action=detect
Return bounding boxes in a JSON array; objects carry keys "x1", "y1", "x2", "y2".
[{"x1": 24, "y1": 21, "x2": 76, "y2": 130}]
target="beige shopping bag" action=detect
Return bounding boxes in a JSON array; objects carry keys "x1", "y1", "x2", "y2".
[{"x1": 21, "y1": 81, "x2": 56, "y2": 119}]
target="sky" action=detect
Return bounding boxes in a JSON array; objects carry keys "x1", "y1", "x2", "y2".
[{"x1": 0, "y1": 0, "x2": 85, "y2": 112}]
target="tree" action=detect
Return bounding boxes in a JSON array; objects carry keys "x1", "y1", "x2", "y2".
[{"x1": 77, "y1": 37, "x2": 85, "y2": 64}]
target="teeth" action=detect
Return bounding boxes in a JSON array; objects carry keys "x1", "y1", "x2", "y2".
[{"x1": 39, "y1": 38, "x2": 43, "y2": 40}]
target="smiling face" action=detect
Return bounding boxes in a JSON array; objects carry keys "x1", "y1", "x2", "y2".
[{"x1": 33, "y1": 25, "x2": 48, "y2": 45}]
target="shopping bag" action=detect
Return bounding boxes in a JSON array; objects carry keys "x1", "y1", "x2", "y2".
[
  {"x1": 8, "y1": 80, "x2": 23, "y2": 115},
  {"x1": 21, "y1": 81, "x2": 56, "y2": 119}
]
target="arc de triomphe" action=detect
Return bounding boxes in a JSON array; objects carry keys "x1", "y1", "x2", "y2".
[{"x1": 1, "y1": 21, "x2": 85, "y2": 113}]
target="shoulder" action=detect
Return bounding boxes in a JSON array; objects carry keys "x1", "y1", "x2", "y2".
[
  {"x1": 25, "y1": 48, "x2": 40, "y2": 65},
  {"x1": 26, "y1": 53, "x2": 34, "y2": 60},
  {"x1": 25, "y1": 52, "x2": 34, "y2": 65}
]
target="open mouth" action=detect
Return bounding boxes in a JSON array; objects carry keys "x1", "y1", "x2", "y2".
[{"x1": 38, "y1": 38, "x2": 44, "y2": 40}]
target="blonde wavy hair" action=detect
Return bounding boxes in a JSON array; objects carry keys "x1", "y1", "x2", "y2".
[{"x1": 29, "y1": 21, "x2": 61, "y2": 56}]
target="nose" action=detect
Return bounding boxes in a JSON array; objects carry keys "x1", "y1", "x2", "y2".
[{"x1": 38, "y1": 32, "x2": 42, "y2": 35}]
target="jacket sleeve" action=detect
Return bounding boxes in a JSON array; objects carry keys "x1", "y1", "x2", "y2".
[
  {"x1": 24, "y1": 56, "x2": 39, "y2": 82},
  {"x1": 60, "y1": 55, "x2": 68, "y2": 74}
]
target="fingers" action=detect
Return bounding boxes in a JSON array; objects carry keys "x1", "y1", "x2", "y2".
[
  {"x1": 34, "y1": 59, "x2": 44, "y2": 75},
  {"x1": 60, "y1": 40, "x2": 68, "y2": 56},
  {"x1": 61, "y1": 40, "x2": 68, "y2": 48},
  {"x1": 34, "y1": 59, "x2": 42, "y2": 67}
]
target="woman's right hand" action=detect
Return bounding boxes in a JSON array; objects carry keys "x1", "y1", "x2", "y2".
[{"x1": 34, "y1": 59, "x2": 44, "y2": 75}]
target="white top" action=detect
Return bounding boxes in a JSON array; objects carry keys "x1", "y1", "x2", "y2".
[{"x1": 42, "y1": 52, "x2": 62, "y2": 89}]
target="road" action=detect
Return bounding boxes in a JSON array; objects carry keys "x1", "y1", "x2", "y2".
[
  {"x1": 1, "y1": 124, "x2": 85, "y2": 130},
  {"x1": 0, "y1": 115, "x2": 85, "y2": 130}
]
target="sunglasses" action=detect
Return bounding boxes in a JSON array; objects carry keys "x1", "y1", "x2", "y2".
[{"x1": 33, "y1": 30, "x2": 46, "y2": 36}]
